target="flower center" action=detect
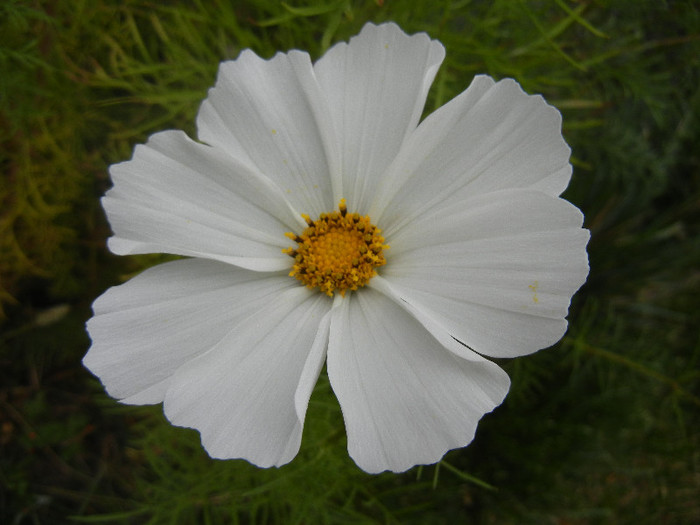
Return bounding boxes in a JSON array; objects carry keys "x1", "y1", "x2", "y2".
[{"x1": 283, "y1": 199, "x2": 387, "y2": 296}]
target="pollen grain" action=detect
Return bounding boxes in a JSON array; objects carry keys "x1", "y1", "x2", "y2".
[{"x1": 283, "y1": 199, "x2": 387, "y2": 296}]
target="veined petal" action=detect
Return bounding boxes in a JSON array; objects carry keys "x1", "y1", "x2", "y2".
[
  {"x1": 327, "y1": 289, "x2": 510, "y2": 474},
  {"x1": 85, "y1": 258, "x2": 331, "y2": 467},
  {"x1": 197, "y1": 49, "x2": 340, "y2": 217},
  {"x1": 104, "y1": 131, "x2": 301, "y2": 272},
  {"x1": 163, "y1": 279, "x2": 330, "y2": 468},
  {"x1": 84, "y1": 259, "x2": 304, "y2": 404},
  {"x1": 381, "y1": 190, "x2": 590, "y2": 358},
  {"x1": 314, "y1": 22, "x2": 445, "y2": 212},
  {"x1": 372, "y1": 76, "x2": 572, "y2": 233}
]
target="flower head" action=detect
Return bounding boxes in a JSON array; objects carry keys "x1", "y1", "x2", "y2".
[{"x1": 84, "y1": 22, "x2": 589, "y2": 474}]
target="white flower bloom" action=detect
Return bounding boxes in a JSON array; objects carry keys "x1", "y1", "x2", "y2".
[{"x1": 84, "y1": 22, "x2": 590, "y2": 474}]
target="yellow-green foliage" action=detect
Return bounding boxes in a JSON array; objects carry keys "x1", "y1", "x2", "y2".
[{"x1": 2, "y1": 3, "x2": 86, "y2": 315}]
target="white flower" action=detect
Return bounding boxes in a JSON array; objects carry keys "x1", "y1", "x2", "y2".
[{"x1": 84, "y1": 22, "x2": 590, "y2": 474}]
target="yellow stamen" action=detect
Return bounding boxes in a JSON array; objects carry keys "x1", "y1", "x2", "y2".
[{"x1": 283, "y1": 199, "x2": 388, "y2": 296}]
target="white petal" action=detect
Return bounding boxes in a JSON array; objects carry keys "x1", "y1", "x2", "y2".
[
  {"x1": 327, "y1": 289, "x2": 510, "y2": 474},
  {"x1": 314, "y1": 22, "x2": 445, "y2": 212},
  {"x1": 84, "y1": 259, "x2": 303, "y2": 403},
  {"x1": 104, "y1": 131, "x2": 302, "y2": 271},
  {"x1": 371, "y1": 76, "x2": 572, "y2": 233},
  {"x1": 381, "y1": 189, "x2": 590, "y2": 358},
  {"x1": 163, "y1": 281, "x2": 331, "y2": 468},
  {"x1": 197, "y1": 49, "x2": 340, "y2": 217}
]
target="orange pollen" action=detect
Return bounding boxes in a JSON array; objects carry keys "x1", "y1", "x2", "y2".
[{"x1": 282, "y1": 199, "x2": 388, "y2": 296}]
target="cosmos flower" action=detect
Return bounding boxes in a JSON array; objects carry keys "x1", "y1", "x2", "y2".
[{"x1": 84, "y1": 22, "x2": 589, "y2": 474}]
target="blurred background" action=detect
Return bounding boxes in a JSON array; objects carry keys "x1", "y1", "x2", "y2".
[{"x1": 1, "y1": 0, "x2": 698, "y2": 523}]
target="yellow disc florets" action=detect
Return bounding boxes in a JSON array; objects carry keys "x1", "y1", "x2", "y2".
[{"x1": 283, "y1": 199, "x2": 387, "y2": 296}]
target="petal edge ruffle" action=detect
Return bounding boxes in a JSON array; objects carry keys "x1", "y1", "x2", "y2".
[
  {"x1": 327, "y1": 290, "x2": 510, "y2": 473},
  {"x1": 372, "y1": 76, "x2": 572, "y2": 233},
  {"x1": 85, "y1": 258, "x2": 332, "y2": 468},
  {"x1": 380, "y1": 190, "x2": 590, "y2": 358},
  {"x1": 197, "y1": 49, "x2": 340, "y2": 217},
  {"x1": 315, "y1": 22, "x2": 445, "y2": 212},
  {"x1": 104, "y1": 130, "x2": 302, "y2": 271},
  {"x1": 163, "y1": 284, "x2": 330, "y2": 467}
]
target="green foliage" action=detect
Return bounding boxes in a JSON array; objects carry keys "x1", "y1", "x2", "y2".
[{"x1": 1, "y1": 0, "x2": 699, "y2": 523}]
